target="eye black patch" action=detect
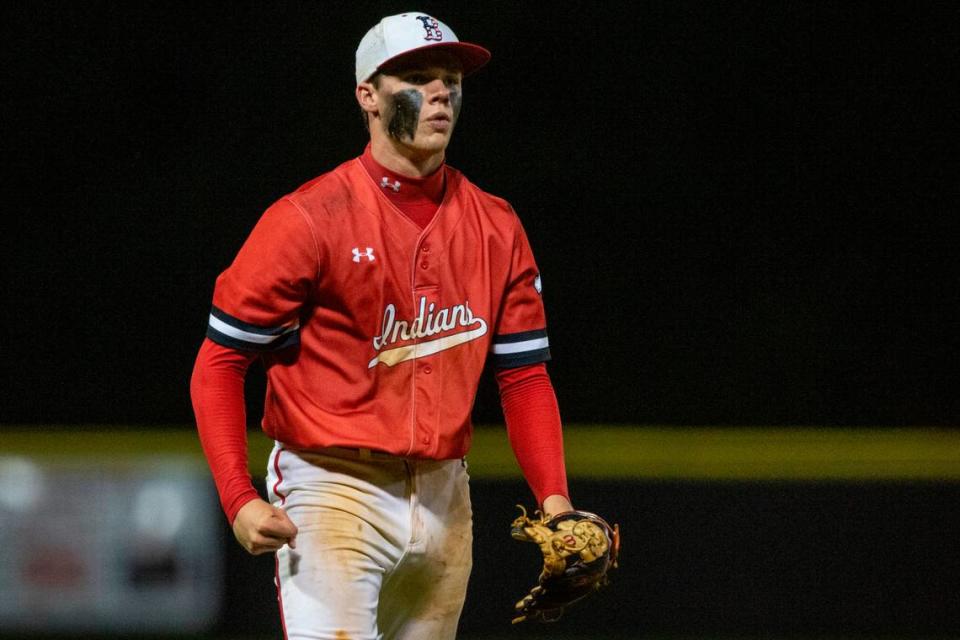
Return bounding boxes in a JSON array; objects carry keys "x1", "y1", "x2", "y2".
[
  {"x1": 386, "y1": 89, "x2": 423, "y2": 141},
  {"x1": 450, "y1": 88, "x2": 463, "y2": 122}
]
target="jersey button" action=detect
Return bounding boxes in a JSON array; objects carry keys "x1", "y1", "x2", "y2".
[
  {"x1": 423, "y1": 365, "x2": 432, "y2": 374},
  {"x1": 420, "y1": 260, "x2": 429, "y2": 270},
  {"x1": 421, "y1": 435, "x2": 430, "y2": 444},
  {"x1": 421, "y1": 244, "x2": 431, "y2": 253}
]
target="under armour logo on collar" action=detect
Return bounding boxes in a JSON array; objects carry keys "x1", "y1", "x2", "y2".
[
  {"x1": 380, "y1": 177, "x2": 401, "y2": 192},
  {"x1": 352, "y1": 247, "x2": 375, "y2": 263}
]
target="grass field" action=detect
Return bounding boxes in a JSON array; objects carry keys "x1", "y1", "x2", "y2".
[{"x1": 2, "y1": 424, "x2": 959, "y2": 481}]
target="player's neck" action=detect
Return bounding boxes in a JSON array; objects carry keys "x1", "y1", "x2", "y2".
[{"x1": 369, "y1": 136, "x2": 445, "y2": 178}]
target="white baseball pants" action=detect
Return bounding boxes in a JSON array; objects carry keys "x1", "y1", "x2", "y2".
[{"x1": 266, "y1": 443, "x2": 473, "y2": 640}]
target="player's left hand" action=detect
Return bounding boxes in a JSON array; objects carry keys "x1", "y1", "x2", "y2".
[
  {"x1": 510, "y1": 505, "x2": 620, "y2": 624},
  {"x1": 542, "y1": 494, "x2": 574, "y2": 518}
]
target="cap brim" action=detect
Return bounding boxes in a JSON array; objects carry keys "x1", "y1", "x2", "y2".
[{"x1": 377, "y1": 42, "x2": 492, "y2": 78}]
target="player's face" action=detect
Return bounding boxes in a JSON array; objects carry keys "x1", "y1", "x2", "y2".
[{"x1": 376, "y1": 57, "x2": 463, "y2": 155}]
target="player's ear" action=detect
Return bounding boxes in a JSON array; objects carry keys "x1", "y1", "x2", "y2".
[{"x1": 356, "y1": 82, "x2": 379, "y2": 117}]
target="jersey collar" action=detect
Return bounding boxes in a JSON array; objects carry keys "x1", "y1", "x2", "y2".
[{"x1": 360, "y1": 143, "x2": 446, "y2": 205}]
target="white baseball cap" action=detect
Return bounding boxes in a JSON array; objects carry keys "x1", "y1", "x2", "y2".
[{"x1": 355, "y1": 12, "x2": 491, "y2": 84}]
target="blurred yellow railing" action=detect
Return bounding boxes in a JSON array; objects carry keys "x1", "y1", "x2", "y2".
[{"x1": 2, "y1": 425, "x2": 959, "y2": 480}]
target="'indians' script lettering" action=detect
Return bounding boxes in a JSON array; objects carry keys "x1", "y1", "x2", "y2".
[{"x1": 369, "y1": 297, "x2": 487, "y2": 368}]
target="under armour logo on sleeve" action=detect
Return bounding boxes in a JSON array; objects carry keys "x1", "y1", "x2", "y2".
[{"x1": 352, "y1": 247, "x2": 376, "y2": 263}]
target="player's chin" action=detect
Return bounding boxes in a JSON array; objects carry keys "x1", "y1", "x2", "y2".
[{"x1": 412, "y1": 131, "x2": 452, "y2": 153}]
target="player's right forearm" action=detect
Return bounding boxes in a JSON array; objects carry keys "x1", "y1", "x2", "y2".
[{"x1": 190, "y1": 338, "x2": 262, "y2": 523}]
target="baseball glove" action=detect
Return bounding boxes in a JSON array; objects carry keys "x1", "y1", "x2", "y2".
[{"x1": 510, "y1": 505, "x2": 620, "y2": 624}]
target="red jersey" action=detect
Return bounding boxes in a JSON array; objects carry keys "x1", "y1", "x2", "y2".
[{"x1": 205, "y1": 155, "x2": 551, "y2": 459}]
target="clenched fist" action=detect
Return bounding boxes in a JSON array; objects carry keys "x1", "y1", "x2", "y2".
[{"x1": 232, "y1": 499, "x2": 298, "y2": 555}]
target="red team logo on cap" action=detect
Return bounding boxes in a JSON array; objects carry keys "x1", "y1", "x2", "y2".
[{"x1": 416, "y1": 15, "x2": 443, "y2": 41}]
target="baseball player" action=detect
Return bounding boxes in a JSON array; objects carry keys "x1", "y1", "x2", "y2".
[{"x1": 191, "y1": 12, "x2": 576, "y2": 639}]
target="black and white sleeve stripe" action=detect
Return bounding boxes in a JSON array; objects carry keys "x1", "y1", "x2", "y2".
[
  {"x1": 490, "y1": 328, "x2": 551, "y2": 368},
  {"x1": 206, "y1": 306, "x2": 300, "y2": 352}
]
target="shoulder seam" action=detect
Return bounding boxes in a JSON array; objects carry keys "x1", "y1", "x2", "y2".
[
  {"x1": 446, "y1": 165, "x2": 512, "y2": 205},
  {"x1": 280, "y1": 196, "x2": 323, "y2": 285}
]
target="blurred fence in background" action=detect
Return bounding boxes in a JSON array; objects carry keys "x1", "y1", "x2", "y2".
[
  {"x1": 2, "y1": 426, "x2": 959, "y2": 639},
  {"x1": 0, "y1": 455, "x2": 221, "y2": 635}
]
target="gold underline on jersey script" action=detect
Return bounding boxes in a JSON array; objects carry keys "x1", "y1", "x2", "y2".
[{"x1": 368, "y1": 322, "x2": 488, "y2": 368}]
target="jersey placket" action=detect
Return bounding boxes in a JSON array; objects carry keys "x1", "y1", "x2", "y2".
[{"x1": 410, "y1": 231, "x2": 441, "y2": 455}]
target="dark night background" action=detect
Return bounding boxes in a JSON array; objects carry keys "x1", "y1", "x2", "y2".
[{"x1": 2, "y1": 1, "x2": 957, "y2": 428}]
